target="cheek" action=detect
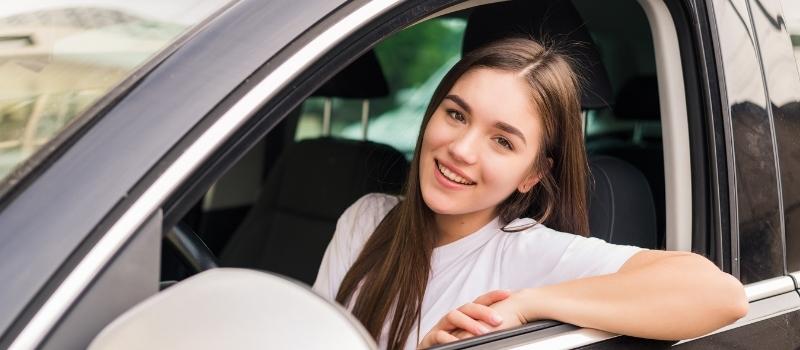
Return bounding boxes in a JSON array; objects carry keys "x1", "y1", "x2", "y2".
[
  {"x1": 421, "y1": 116, "x2": 451, "y2": 152},
  {"x1": 481, "y1": 154, "x2": 535, "y2": 190}
]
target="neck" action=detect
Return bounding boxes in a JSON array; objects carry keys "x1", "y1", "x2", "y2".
[{"x1": 434, "y1": 206, "x2": 497, "y2": 247}]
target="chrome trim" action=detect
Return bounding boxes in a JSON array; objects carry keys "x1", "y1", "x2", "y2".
[
  {"x1": 744, "y1": 276, "x2": 796, "y2": 302},
  {"x1": 509, "y1": 328, "x2": 617, "y2": 350},
  {"x1": 8, "y1": 0, "x2": 401, "y2": 348}
]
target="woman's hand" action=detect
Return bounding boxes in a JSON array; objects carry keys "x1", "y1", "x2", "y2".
[
  {"x1": 449, "y1": 293, "x2": 528, "y2": 340},
  {"x1": 417, "y1": 290, "x2": 511, "y2": 349}
]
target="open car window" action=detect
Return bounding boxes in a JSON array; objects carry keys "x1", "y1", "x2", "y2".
[{"x1": 157, "y1": 0, "x2": 690, "y2": 348}]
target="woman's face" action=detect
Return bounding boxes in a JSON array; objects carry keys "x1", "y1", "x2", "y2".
[{"x1": 419, "y1": 68, "x2": 544, "y2": 218}]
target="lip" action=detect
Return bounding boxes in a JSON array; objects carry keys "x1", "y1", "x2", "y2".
[{"x1": 434, "y1": 159, "x2": 476, "y2": 188}]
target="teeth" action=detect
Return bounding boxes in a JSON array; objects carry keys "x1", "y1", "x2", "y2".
[{"x1": 437, "y1": 161, "x2": 474, "y2": 185}]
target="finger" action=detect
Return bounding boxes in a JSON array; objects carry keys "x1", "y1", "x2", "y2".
[
  {"x1": 434, "y1": 330, "x2": 460, "y2": 345},
  {"x1": 473, "y1": 290, "x2": 512, "y2": 306},
  {"x1": 453, "y1": 329, "x2": 479, "y2": 340},
  {"x1": 458, "y1": 303, "x2": 504, "y2": 326},
  {"x1": 445, "y1": 310, "x2": 491, "y2": 336}
]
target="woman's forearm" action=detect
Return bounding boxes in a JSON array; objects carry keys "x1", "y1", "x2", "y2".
[{"x1": 514, "y1": 251, "x2": 748, "y2": 340}]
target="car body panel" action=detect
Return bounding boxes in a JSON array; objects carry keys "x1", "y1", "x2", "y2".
[
  {"x1": 709, "y1": 0, "x2": 785, "y2": 284},
  {"x1": 751, "y1": 0, "x2": 800, "y2": 274}
]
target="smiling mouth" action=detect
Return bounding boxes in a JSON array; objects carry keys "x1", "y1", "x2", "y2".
[{"x1": 436, "y1": 160, "x2": 476, "y2": 185}]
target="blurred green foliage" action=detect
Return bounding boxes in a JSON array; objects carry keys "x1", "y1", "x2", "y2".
[{"x1": 374, "y1": 19, "x2": 464, "y2": 93}]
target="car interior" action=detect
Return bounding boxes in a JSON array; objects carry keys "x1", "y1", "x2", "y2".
[{"x1": 161, "y1": 0, "x2": 668, "y2": 287}]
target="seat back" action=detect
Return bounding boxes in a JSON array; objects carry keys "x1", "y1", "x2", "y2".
[
  {"x1": 588, "y1": 155, "x2": 657, "y2": 248},
  {"x1": 220, "y1": 138, "x2": 408, "y2": 284},
  {"x1": 588, "y1": 75, "x2": 665, "y2": 246}
]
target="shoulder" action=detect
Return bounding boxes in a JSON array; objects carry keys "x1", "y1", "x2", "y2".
[
  {"x1": 498, "y1": 218, "x2": 640, "y2": 266},
  {"x1": 341, "y1": 193, "x2": 400, "y2": 224},
  {"x1": 500, "y1": 219, "x2": 578, "y2": 250},
  {"x1": 497, "y1": 218, "x2": 642, "y2": 284},
  {"x1": 336, "y1": 193, "x2": 400, "y2": 243}
]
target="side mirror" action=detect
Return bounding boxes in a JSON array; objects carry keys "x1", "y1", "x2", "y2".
[{"x1": 89, "y1": 268, "x2": 376, "y2": 350}]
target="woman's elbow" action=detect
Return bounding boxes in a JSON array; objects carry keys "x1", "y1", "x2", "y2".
[
  {"x1": 686, "y1": 253, "x2": 748, "y2": 325},
  {"x1": 718, "y1": 273, "x2": 748, "y2": 323}
]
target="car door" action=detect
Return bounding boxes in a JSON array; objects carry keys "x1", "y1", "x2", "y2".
[
  {"x1": 105, "y1": 0, "x2": 723, "y2": 348},
  {"x1": 671, "y1": 0, "x2": 800, "y2": 347}
]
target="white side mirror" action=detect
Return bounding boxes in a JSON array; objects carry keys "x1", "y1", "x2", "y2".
[{"x1": 89, "y1": 268, "x2": 376, "y2": 350}]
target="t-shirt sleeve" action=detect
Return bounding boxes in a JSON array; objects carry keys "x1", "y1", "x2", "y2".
[
  {"x1": 544, "y1": 235, "x2": 643, "y2": 284},
  {"x1": 500, "y1": 226, "x2": 643, "y2": 289},
  {"x1": 312, "y1": 193, "x2": 398, "y2": 301}
]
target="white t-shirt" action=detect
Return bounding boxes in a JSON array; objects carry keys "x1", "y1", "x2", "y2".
[{"x1": 312, "y1": 193, "x2": 642, "y2": 350}]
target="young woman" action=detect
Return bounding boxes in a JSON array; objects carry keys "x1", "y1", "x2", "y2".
[{"x1": 312, "y1": 38, "x2": 747, "y2": 350}]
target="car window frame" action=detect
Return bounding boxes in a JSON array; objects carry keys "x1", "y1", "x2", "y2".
[
  {"x1": 160, "y1": 0, "x2": 697, "y2": 348},
  {"x1": 158, "y1": 0, "x2": 691, "y2": 348}
]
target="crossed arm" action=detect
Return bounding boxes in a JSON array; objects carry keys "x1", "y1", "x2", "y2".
[{"x1": 419, "y1": 250, "x2": 748, "y2": 348}]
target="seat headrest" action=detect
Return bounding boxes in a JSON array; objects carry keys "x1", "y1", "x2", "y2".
[
  {"x1": 271, "y1": 138, "x2": 408, "y2": 220},
  {"x1": 588, "y1": 155, "x2": 657, "y2": 248},
  {"x1": 312, "y1": 50, "x2": 390, "y2": 99},
  {"x1": 462, "y1": 0, "x2": 613, "y2": 109},
  {"x1": 614, "y1": 76, "x2": 660, "y2": 121}
]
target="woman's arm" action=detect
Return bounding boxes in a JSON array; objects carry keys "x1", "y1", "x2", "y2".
[{"x1": 510, "y1": 250, "x2": 748, "y2": 340}]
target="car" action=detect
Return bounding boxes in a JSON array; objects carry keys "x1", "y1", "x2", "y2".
[{"x1": 1, "y1": 0, "x2": 799, "y2": 349}]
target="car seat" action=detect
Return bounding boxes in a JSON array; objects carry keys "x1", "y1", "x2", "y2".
[
  {"x1": 219, "y1": 50, "x2": 409, "y2": 285},
  {"x1": 588, "y1": 76, "x2": 665, "y2": 247}
]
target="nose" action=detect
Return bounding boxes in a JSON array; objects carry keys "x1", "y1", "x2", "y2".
[{"x1": 447, "y1": 129, "x2": 479, "y2": 165}]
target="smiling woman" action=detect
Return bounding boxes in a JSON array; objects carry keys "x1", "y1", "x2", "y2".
[{"x1": 311, "y1": 38, "x2": 747, "y2": 350}]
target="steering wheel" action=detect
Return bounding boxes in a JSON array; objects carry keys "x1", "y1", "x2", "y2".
[{"x1": 165, "y1": 222, "x2": 219, "y2": 273}]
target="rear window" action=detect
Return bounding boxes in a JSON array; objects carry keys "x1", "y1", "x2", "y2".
[{"x1": 0, "y1": 1, "x2": 232, "y2": 181}]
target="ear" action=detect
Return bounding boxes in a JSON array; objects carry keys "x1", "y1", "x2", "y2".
[
  {"x1": 517, "y1": 172, "x2": 540, "y2": 194},
  {"x1": 517, "y1": 158, "x2": 552, "y2": 193}
]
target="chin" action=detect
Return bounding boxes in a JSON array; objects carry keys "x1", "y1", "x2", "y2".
[{"x1": 420, "y1": 187, "x2": 461, "y2": 215}]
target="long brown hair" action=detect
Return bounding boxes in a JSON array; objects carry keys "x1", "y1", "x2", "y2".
[{"x1": 335, "y1": 38, "x2": 588, "y2": 350}]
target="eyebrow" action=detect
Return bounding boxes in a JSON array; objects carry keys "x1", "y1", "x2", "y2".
[
  {"x1": 444, "y1": 95, "x2": 471, "y2": 114},
  {"x1": 495, "y1": 121, "x2": 527, "y2": 145},
  {"x1": 444, "y1": 94, "x2": 527, "y2": 145}
]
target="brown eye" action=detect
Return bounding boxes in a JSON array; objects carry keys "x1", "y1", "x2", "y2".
[
  {"x1": 495, "y1": 136, "x2": 513, "y2": 150},
  {"x1": 446, "y1": 109, "x2": 466, "y2": 123}
]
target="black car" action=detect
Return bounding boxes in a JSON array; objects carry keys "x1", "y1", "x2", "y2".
[{"x1": 1, "y1": 0, "x2": 799, "y2": 348}]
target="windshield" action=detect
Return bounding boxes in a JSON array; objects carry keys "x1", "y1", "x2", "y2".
[{"x1": 0, "y1": 0, "x2": 233, "y2": 181}]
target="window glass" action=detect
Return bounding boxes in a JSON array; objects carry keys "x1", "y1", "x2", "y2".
[
  {"x1": 782, "y1": 1, "x2": 800, "y2": 71},
  {"x1": 771, "y1": 0, "x2": 800, "y2": 272},
  {"x1": 295, "y1": 17, "x2": 466, "y2": 158},
  {"x1": 712, "y1": 0, "x2": 784, "y2": 283},
  {"x1": 0, "y1": 0, "x2": 232, "y2": 180}
]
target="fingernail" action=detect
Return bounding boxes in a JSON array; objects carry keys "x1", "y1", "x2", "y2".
[
  {"x1": 479, "y1": 325, "x2": 491, "y2": 334},
  {"x1": 491, "y1": 315, "x2": 503, "y2": 325}
]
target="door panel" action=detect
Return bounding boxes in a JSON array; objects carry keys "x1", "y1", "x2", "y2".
[
  {"x1": 40, "y1": 211, "x2": 161, "y2": 350},
  {"x1": 752, "y1": 0, "x2": 800, "y2": 274}
]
